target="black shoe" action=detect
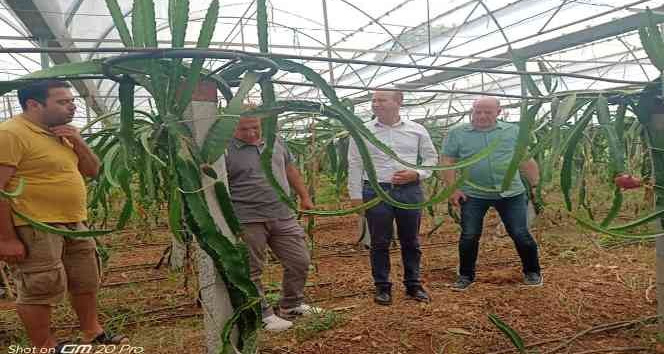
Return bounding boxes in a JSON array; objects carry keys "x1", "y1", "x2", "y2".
[
  {"x1": 524, "y1": 272, "x2": 543, "y2": 287},
  {"x1": 374, "y1": 288, "x2": 392, "y2": 305},
  {"x1": 451, "y1": 276, "x2": 474, "y2": 291},
  {"x1": 406, "y1": 286, "x2": 430, "y2": 303}
]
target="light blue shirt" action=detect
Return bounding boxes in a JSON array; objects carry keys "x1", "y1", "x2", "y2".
[{"x1": 442, "y1": 121, "x2": 525, "y2": 199}]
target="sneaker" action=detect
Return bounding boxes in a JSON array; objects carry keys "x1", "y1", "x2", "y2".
[
  {"x1": 524, "y1": 272, "x2": 543, "y2": 287},
  {"x1": 262, "y1": 314, "x2": 293, "y2": 332},
  {"x1": 451, "y1": 276, "x2": 474, "y2": 291},
  {"x1": 280, "y1": 303, "x2": 323, "y2": 318}
]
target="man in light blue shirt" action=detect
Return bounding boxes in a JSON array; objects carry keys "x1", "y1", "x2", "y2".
[
  {"x1": 441, "y1": 96, "x2": 542, "y2": 291},
  {"x1": 348, "y1": 90, "x2": 438, "y2": 305}
]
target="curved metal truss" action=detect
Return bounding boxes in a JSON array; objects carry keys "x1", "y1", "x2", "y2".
[{"x1": 0, "y1": 0, "x2": 662, "y2": 123}]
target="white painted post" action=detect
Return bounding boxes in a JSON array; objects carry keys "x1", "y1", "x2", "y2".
[
  {"x1": 169, "y1": 237, "x2": 187, "y2": 271},
  {"x1": 183, "y1": 81, "x2": 239, "y2": 354},
  {"x1": 657, "y1": 236, "x2": 664, "y2": 333}
]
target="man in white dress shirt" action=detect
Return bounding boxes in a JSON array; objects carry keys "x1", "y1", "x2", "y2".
[{"x1": 347, "y1": 90, "x2": 438, "y2": 305}]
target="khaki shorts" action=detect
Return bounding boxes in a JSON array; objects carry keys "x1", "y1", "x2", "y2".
[{"x1": 10, "y1": 222, "x2": 101, "y2": 306}]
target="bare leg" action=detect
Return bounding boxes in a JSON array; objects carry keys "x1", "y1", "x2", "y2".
[
  {"x1": 16, "y1": 304, "x2": 56, "y2": 349},
  {"x1": 69, "y1": 292, "x2": 103, "y2": 342}
]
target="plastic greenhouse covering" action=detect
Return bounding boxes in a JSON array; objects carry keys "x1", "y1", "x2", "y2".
[{"x1": 0, "y1": 0, "x2": 662, "y2": 127}]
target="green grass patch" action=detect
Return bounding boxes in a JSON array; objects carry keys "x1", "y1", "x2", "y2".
[{"x1": 294, "y1": 310, "x2": 346, "y2": 341}]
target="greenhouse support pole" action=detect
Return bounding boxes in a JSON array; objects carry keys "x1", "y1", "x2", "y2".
[
  {"x1": 85, "y1": 104, "x2": 91, "y2": 133},
  {"x1": 654, "y1": 142, "x2": 664, "y2": 334},
  {"x1": 169, "y1": 235, "x2": 187, "y2": 270},
  {"x1": 321, "y1": 0, "x2": 335, "y2": 85},
  {"x1": 184, "y1": 81, "x2": 239, "y2": 353},
  {"x1": 658, "y1": 231, "x2": 664, "y2": 333},
  {"x1": 38, "y1": 37, "x2": 49, "y2": 69},
  {"x1": 655, "y1": 77, "x2": 664, "y2": 334},
  {"x1": 3, "y1": 96, "x2": 12, "y2": 121}
]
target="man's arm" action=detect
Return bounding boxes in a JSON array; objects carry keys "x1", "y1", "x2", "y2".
[
  {"x1": 440, "y1": 129, "x2": 460, "y2": 187},
  {"x1": 50, "y1": 125, "x2": 100, "y2": 178},
  {"x1": 441, "y1": 155, "x2": 467, "y2": 207},
  {"x1": 73, "y1": 141, "x2": 101, "y2": 178},
  {"x1": 285, "y1": 163, "x2": 314, "y2": 210},
  {"x1": 0, "y1": 165, "x2": 25, "y2": 264},
  {"x1": 519, "y1": 157, "x2": 540, "y2": 199},
  {"x1": 415, "y1": 129, "x2": 439, "y2": 180},
  {"x1": 347, "y1": 138, "x2": 364, "y2": 205},
  {"x1": 441, "y1": 155, "x2": 457, "y2": 186},
  {"x1": 519, "y1": 158, "x2": 540, "y2": 187}
]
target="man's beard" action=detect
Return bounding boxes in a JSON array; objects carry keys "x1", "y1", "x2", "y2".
[{"x1": 46, "y1": 115, "x2": 73, "y2": 127}]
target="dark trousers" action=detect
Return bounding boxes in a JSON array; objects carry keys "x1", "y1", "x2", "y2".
[
  {"x1": 362, "y1": 181, "x2": 423, "y2": 290},
  {"x1": 459, "y1": 193, "x2": 541, "y2": 279}
]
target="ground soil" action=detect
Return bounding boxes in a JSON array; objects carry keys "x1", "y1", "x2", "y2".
[{"x1": 0, "y1": 203, "x2": 659, "y2": 353}]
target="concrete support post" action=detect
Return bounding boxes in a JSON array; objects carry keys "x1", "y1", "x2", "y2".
[{"x1": 183, "y1": 81, "x2": 239, "y2": 353}]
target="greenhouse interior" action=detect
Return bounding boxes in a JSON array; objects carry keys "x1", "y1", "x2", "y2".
[{"x1": 1, "y1": 0, "x2": 664, "y2": 353}]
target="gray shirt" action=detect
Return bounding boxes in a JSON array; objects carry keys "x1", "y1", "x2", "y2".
[{"x1": 225, "y1": 137, "x2": 294, "y2": 223}]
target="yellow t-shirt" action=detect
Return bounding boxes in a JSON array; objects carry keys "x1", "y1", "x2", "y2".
[{"x1": 0, "y1": 114, "x2": 87, "y2": 226}]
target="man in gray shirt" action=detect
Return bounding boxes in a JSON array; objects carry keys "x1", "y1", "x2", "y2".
[{"x1": 226, "y1": 114, "x2": 319, "y2": 331}]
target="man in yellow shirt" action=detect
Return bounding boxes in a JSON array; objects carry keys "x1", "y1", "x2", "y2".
[{"x1": 0, "y1": 80, "x2": 126, "y2": 351}]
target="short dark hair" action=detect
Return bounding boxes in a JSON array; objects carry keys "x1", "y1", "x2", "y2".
[{"x1": 17, "y1": 80, "x2": 72, "y2": 110}]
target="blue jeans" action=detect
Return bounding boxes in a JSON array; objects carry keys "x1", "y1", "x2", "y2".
[
  {"x1": 363, "y1": 181, "x2": 423, "y2": 290},
  {"x1": 459, "y1": 193, "x2": 540, "y2": 279}
]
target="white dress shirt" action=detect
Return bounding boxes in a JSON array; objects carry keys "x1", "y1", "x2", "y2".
[{"x1": 347, "y1": 118, "x2": 438, "y2": 199}]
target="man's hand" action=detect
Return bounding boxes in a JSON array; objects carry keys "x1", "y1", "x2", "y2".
[
  {"x1": 529, "y1": 186, "x2": 538, "y2": 200},
  {"x1": 391, "y1": 170, "x2": 419, "y2": 185},
  {"x1": 300, "y1": 197, "x2": 315, "y2": 211},
  {"x1": 50, "y1": 125, "x2": 84, "y2": 146},
  {"x1": 0, "y1": 237, "x2": 26, "y2": 264},
  {"x1": 528, "y1": 186, "x2": 544, "y2": 214},
  {"x1": 299, "y1": 197, "x2": 315, "y2": 222},
  {"x1": 449, "y1": 190, "x2": 467, "y2": 208},
  {"x1": 50, "y1": 125, "x2": 100, "y2": 177}
]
